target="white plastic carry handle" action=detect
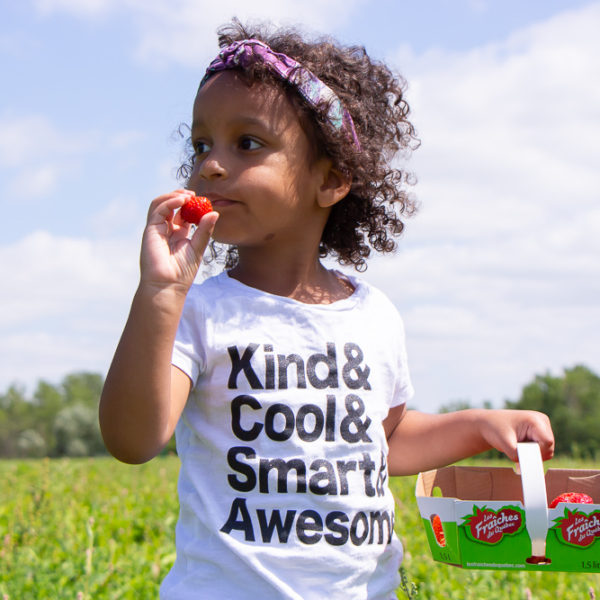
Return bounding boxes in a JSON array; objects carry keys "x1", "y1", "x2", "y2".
[{"x1": 517, "y1": 442, "x2": 549, "y2": 559}]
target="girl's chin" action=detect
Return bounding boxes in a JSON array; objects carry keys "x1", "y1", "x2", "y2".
[
  {"x1": 210, "y1": 225, "x2": 258, "y2": 248},
  {"x1": 209, "y1": 222, "x2": 235, "y2": 244},
  {"x1": 210, "y1": 230, "x2": 240, "y2": 246},
  {"x1": 211, "y1": 223, "x2": 278, "y2": 249}
]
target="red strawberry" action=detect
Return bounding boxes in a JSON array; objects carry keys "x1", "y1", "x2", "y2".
[
  {"x1": 549, "y1": 492, "x2": 593, "y2": 508},
  {"x1": 180, "y1": 195, "x2": 212, "y2": 224},
  {"x1": 431, "y1": 514, "x2": 446, "y2": 547}
]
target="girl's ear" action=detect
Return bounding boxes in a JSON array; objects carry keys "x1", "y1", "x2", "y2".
[{"x1": 316, "y1": 160, "x2": 352, "y2": 208}]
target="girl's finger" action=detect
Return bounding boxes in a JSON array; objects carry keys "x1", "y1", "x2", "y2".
[
  {"x1": 189, "y1": 212, "x2": 219, "y2": 256},
  {"x1": 147, "y1": 190, "x2": 194, "y2": 225}
]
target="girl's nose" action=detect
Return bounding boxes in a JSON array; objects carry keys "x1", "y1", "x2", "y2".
[{"x1": 197, "y1": 153, "x2": 228, "y2": 180}]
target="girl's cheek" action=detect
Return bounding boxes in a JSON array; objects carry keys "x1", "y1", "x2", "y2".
[{"x1": 186, "y1": 162, "x2": 202, "y2": 188}]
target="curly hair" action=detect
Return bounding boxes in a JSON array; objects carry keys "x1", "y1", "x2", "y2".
[{"x1": 177, "y1": 19, "x2": 420, "y2": 271}]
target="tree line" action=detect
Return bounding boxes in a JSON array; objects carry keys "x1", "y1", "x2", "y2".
[
  {"x1": 0, "y1": 365, "x2": 598, "y2": 459},
  {"x1": 0, "y1": 372, "x2": 174, "y2": 459}
]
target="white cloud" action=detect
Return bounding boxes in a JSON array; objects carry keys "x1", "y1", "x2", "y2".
[
  {"x1": 33, "y1": 0, "x2": 116, "y2": 17},
  {"x1": 7, "y1": 1, "x2": 599, "y2": 411},
  {"x1": 359, "y1": 3, "x2": 600, "y2": 410},
  {"x1": 32, "y1": 0, "x2": 366, "y2": 66},
  {"x1": 109, "y1": 130, "x2": 147, "y2": 150},
  {"x1": 90, "y1": 195, "x2": 147, "y2": 237},
  {"x1": 0, "y1": 230, "x2": 138, "y2": 326},
  {"x1": 0, "y1": 114, "x2": 91, "y2": 198},
  {"x1": 0, "y1": 114, "x2": 152, "y2": 201},
  {"x1": 24, "y1": 165, "x2": 60, "y2": 195},
  {"x1": 1, "y1": 331, "x2": 109, "y2": 389},
  {"x1": 131, "y1": 0, "x2": 365, "y2": 66},
  {"x1": 0, "y1": 114, "x2": 78, "y2": 168},
  {"x1": 0, "y1": 230, "x2": 140, "y2": 390}
]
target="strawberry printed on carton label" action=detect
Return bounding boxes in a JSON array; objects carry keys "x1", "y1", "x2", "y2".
[
  {"x1": 553, "y1": 509, "x2": 600, "y2": 548},
  {"x1": 463, "y1": 506, "x2": 524, "y2": 545}
]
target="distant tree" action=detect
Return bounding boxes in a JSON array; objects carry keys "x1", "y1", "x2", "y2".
[
  {"x1": 506, "y1": 365, "x2": 600, "y2": 457},
  {"x1": 17, "y1": 429, "x2": 47, "y2": 457},
  {"x1": 0, "y1": 372, "x2": 108, "y2": 458},
  {"x1": 53, "y1": 404, "x2": 105, "y2": 457},
  {"x1": 31, "y1": 380, "x2": 64, "y2": 453},
  {"x1": 0, "y1": 385, "x2": 31, "y2": 457},
  {"x1": 438, "y1": 400, "x2": 473, "y2": 414},
  {"x1": 62, "y1": 372, "x2": 104, "y2": 408},
  {"x1": 437, "y1": 399, "x2": 494, "y2": 414}
]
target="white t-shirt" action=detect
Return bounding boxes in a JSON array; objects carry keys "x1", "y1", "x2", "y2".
[{"x1": 161, "y1": 271, "x2": 414, "y2": 600}]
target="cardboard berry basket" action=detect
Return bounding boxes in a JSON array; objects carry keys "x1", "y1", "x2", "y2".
[{"x1": 415, "y1": 443, "x2": 600, "y2": 571}]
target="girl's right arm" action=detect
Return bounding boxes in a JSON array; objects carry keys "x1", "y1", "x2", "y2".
[{"x1": 99, "y1": 190, "x2": 218, "y2": 464}]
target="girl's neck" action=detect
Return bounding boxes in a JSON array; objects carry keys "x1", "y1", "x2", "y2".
[{"x1": 228, "y1": 249, "x2": 354, "y2": 305}]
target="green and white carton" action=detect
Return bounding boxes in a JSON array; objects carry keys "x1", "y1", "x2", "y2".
[{"x1": 415, "y1": 443, "x2": 600, "y2": 571}]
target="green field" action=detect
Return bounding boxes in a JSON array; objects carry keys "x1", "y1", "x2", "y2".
[{"x1": 2, "y1": 456, "x2": 600, "y2": 599}]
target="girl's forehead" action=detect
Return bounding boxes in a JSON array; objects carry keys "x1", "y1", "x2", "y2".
[{"x1": 193, "y1": 71, "x2": 289, "y2": 117}]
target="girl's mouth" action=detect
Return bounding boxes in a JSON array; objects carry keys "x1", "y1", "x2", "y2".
[{"x1": 206, "y1": 194, "x2": 236, "y2": 209}]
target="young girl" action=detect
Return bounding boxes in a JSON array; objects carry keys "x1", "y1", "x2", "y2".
[{"x1": 100, "y1": 20, "x2": 554, "y2": 600}]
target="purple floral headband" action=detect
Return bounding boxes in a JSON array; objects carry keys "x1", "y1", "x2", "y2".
[{"x1": 200, "y1": 39, "x2": 361, "y2": 150}]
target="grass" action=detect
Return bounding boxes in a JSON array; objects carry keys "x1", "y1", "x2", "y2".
[
  {"x1": 1, "y1": 456, "x2": 600, "y2": 599},
  {"x1": 0, "y1": 457, "x2": 178, "y2": 599}
]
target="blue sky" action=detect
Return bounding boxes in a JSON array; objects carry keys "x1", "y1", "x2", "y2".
[{"x1": 1, "y1": 0, "x2": 599, "y2": 412}]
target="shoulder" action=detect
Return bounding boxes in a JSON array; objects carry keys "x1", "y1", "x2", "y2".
[
  {"x1": 347, "y1": 274, "x2": 401, "y2": 315},
  {"x1": 345, "y1": 274, "x2": 409, "y2": 342},
  {"x1": 184, "y1": 270, "x2": 234, "y2": 305},
  {"x1": 182, "y1": 270, "x2": 274, "y2": 328},
  {"x1": 178, "y1": 271, "x2": 228, "y2": 324}
]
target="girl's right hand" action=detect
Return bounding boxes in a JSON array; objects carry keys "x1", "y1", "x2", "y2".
[{"x1": 139, "y1": 189, "x2": 219, "y2": 292}]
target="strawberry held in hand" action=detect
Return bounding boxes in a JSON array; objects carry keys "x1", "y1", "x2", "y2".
[
  {"x1": 549, "y1": 492, "x2": 593, "y2": 508},
  {"x1": 180, "y1": 195, "x2": 213, "y2": 224}
]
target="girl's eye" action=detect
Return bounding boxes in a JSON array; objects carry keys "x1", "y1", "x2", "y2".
[
  {"x1": 239, "y1": 137, "x2": 262, "y2": 151},
  {"x1": 193, "y1": 140, "x2": 211, "y2": 155}
]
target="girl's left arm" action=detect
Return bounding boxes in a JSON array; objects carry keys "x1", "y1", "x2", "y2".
[{"x1": 384, "y1": 406, "x2": 555, "y2": 477}]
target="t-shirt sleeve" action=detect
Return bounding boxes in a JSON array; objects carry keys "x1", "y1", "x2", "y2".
[
  {"x1": 390, "y1": 312, "x2": 415, "y2": 408},
  {"x1": 172, "y1": 287, "x2": 207, "y2": 387}
]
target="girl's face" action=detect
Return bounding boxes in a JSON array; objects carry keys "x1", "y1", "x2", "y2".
[{"x1": 188, "y1": 71, "x2": 332, "y2": 253}]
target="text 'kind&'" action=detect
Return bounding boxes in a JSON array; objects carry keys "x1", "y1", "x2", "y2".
[{"x1": 227, "y1": 342, "x2": 372, "y2": 391}]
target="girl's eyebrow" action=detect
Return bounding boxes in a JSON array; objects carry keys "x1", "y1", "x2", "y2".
[
  {"x1": 233, "y1": 115, "x2": 270, "y2": 126},
  {"x1": 191, "y1": 114, "x2": 278, "y2": 135}
]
